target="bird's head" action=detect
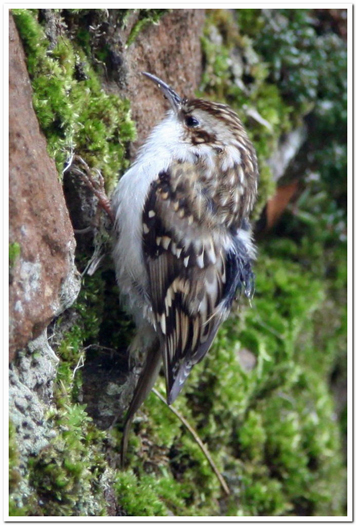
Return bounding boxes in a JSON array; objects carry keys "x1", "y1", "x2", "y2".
[
  {"x1": 142, "y1": 72, "x2": 254, "y2": 155},
  {"x1": 141, "y1": 73, "x2": 259, "y2": 219}
]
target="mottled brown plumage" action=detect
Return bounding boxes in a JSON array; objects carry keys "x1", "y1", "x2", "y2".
[{"x1": 112, "y1": 73, "x2": 259, "y2": 465}]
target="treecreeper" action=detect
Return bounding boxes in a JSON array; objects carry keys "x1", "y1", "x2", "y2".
[{"x1": 111, "y1": 73, "x2": 259, "y2": 465}]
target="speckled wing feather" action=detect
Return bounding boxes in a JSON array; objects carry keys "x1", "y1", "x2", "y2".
[{"x1": 142, "y1": 162, "x2": 253, "y2": 404}]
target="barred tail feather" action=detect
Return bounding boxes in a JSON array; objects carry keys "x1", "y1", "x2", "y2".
[{"x1": 120, "y1": 340, "x2": 162, "y2": 467}]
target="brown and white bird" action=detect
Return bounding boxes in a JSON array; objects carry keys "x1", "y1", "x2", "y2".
[{"x1": 111, "y1": 73, "x2": 259, "y2": 463}]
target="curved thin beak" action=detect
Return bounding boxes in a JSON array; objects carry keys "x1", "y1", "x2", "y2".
[{"x1": 142, "y1": 72, "x2": 181, "y2": 113}]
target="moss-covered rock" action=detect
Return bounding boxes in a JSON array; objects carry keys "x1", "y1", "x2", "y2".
[
  {"x1": 10, "y1": 7, "x2": 346, "y2": 517},
  {"x1": 12, "y1": 8, "x2": 136, "y2": 191}
]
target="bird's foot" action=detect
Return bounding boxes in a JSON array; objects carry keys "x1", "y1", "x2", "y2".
[{"x1": 65, "y1": 154, "x2": 115, "y2": 225}]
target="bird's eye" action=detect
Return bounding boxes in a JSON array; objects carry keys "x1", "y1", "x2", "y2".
[{"x1": 185, "y1": 115, "x2": 199, "y2": 128}]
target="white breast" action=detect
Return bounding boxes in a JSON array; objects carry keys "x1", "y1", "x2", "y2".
[{"x1": 111, "y1": 112, "x2": 195, "y2": 319}]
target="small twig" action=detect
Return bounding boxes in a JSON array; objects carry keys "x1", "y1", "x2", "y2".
[
  {"x1": 62, "y1": 150, "x2": 75, "y2": 174},
  {"x1": 152, "y1": 388, "x2": 231, "y2": 497},
  {"x1": 253, "y1": 315, "x2": 284, "y2": 341},
  {"x1": 73, "y1": 226, "x2": 94, "y2": 235},
  {"x1": 70, "y1": 155, "x2": 115, "y2": 224},
  {"x1": 82, "y1": 343, "x2": 117, "y2": 354},
  {"x1": 72, "y1": 354, "x2": 85, "y2": 378}
]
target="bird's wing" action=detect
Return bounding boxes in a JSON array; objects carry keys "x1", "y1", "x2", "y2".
[{"x1": 142, "y1": 164, "x2": 251, "y2": 404}]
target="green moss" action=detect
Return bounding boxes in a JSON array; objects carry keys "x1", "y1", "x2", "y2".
[
  {"x1": 9, "y1": 421, "x2": 21, "y2": 493},
  {"x1": 114, "y1": 470, "x2": 168, "y2": 516},
  {"x1": 236, "y1": 8, "x2": 347, "y2": 195},
  {"x1": 126, "y1": 9, "x2": 168, "y2": 47},
  {"x1": 9, "y1": 242, "x2": 21, "y2": 268},
  {"x1": 238, "y1": 410, "x2": 266, "y2": 462},
  {"x1": 12, "y1": 263, "x2": 133, "y2": 516},
  {"x1": 13, "y1": 9, "x2": 136, "y2": 192},
  {"x1": 28, "y1": 404, "x2": 109, "y2": 516},
  {"x1": 12, "y1": 274, "x2": 109, "y2": 515},
  {"x1": 9, "y1": 421, "x2": 39, "y2": 516}
]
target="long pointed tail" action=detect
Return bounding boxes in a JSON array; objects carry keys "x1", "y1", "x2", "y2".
[{"x1": 120, "y1": 341, "x2": 162, "y2": 467}]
